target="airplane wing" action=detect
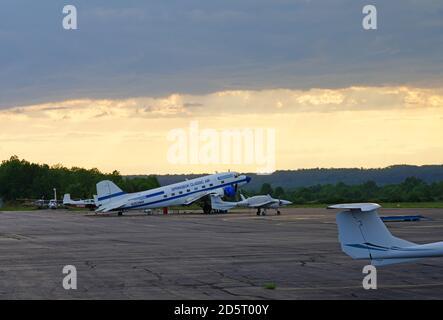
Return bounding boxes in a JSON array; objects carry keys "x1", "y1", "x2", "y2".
[
  {"x1": 183, "y1": 191, "x2": 214, "y2": 205},
  {"x1": 248, "y1": 201, "x2": 276, "y2": 208},
  {"x1": 182, "y1": 187, "x2": 234, "y2": 205}
]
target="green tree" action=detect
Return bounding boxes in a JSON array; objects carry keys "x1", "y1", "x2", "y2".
[
  {"x1": 0, "y1": 156, "x2": 160, "y2": 201},
  {"x1": 274, "y1": 186, "x2": 285, "y2": 199},
  {"x1": 260, "y1": 183, "x2": 273, "y2": 196}
]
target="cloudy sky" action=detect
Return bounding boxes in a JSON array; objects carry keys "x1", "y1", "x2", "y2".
[{"x1": 0, "y1": 1, "x2": 442, "y2": 174}]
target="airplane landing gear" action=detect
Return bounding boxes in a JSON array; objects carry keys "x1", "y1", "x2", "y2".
[
  {"x1": 118, "y1": 211, "x2": 123, "y2": 216},
  {"x1": 256, "y1": 209, "x2": 267, "y2": 216},
  {"x1": 203, "y1": 203, "x2": 212, "y2": 214},
  {"x1": 277, "y1": 210, "x2": 281, "y2": 215}
]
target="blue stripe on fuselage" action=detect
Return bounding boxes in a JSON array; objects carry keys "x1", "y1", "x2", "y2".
[
  {"x1": 98, "y1": 191, "x2": 126, "y2": 202},
  {"x1": 129, "y1": 191, "x2": 165, "y2": 201}
]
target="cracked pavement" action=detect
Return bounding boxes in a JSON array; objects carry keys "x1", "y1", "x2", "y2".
[{"x1": 1, "y1": 208, "x2": 443, "y2": 299}]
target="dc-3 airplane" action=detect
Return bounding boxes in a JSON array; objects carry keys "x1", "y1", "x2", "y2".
[
  {"x1": 329, "y1": 203, "x2": 443, "y2": 266},
  {"x1": 95, "y1": 172, "x2": 251, "y2": 215},
  {"x1": 210, "y1": 193, "x2": 292, "y2": 215},
  {"x1": 63, "y1": 194, "x2": 97, "y2": 210}
]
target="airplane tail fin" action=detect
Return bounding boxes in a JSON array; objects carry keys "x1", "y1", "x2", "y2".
[
  {"x1": 96, "y1": 180, "x2": 126, "y2": 206},
  {"x1": 63, "y1": 193, "x2": 71, "y2": 204},
  {"x1": 330, "y1": 203, "x2": 416, "y2": 265},
  {"x1": 210, "y1": 194, "x2": 237, "y2": 211}
]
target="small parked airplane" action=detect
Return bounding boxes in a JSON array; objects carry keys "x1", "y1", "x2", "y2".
[
  {"x1": 211, "y1": 193, "x2": 292, "y2": 215},
  {"x1": 329, "y1": 203, "x2": 443, "y2": 266},
  {"x1": 19, "y1": 188, "x2": 61, "y2": 209},
  {"x1": 63, "y1": 194, "x2": 97, "y2": 210},
  {"x1": 95, "y1": 172, "x2": 251, "y2": 215}
]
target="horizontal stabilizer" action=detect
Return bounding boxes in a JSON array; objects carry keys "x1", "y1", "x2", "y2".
[
  {"x1": 95, "y1": 198, "x2": 128, "y2": 213},
  {"x1": 328, "y1": 203, "x2": 381, "y2": 212}
]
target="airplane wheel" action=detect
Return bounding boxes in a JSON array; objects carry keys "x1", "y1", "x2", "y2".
[
  {"x1": 277, "y1": 210, "x2": 281, "y2": 215},
  {"x1": 256, "y1": 210, "x2": 260, "y2": 216},
  {"x1": 118, "y1": 211, "x2": 123, "y2": 216}
]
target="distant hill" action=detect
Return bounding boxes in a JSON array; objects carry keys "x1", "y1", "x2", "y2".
[{"x1": 136, "y1": 165, "x2": 443, "y2": 191}]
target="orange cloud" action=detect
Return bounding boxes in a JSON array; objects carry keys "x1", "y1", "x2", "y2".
[{"x1": 1, "y1": 86, "x2": 442, "y2": 174}]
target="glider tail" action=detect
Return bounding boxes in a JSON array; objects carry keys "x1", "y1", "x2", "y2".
[
  {"x1": 332, "y1": 203, "x2": 417, "y2": 266},
  {"x1": 210, "y1": 194, "x2": 237, "y2": 211}
]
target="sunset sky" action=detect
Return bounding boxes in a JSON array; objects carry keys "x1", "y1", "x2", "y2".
[{"x1": 1, "y1": 1, "x2": 442, "y2": 174}]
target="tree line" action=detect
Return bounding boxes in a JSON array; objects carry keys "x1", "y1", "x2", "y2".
[
  {"x1": 253, "y1": 177, "x2": 443, "y2": 204},
  {"x1": 1, "y1": 156, "x2": 442, "y2": 204},
  {"x1": 242, "y1": 166, "x2": 443, "y2": 190},
  {"x1": 0, "y1": 156, "x2": 160, "y2": 202}
]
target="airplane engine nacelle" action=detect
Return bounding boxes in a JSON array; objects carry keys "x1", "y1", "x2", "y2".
[
  {"x1": 213, "y1": 188, "x2": 225, "y2": 197},
  {"x1": 223, "y1": 185, "x2": 236, "y2": 198}
]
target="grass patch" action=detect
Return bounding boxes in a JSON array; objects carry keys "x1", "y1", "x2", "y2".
[
  {"x1": 289, "y1": 203, "x2": 326, "y2": 208},
  {"x1": 263, "y1": 282, "x2": 276, "y2": 290},
  {"x1": 0, "y1": 205, "x2": 37, "y2": 211}
]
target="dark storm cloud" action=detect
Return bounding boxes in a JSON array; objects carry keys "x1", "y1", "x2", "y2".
[{"x1": 0, "y1": 0, "x2": 442, "y2": 108}]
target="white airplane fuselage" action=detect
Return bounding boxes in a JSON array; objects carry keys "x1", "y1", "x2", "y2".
[
  {"x1": 361, "y1": 241, "x2": 443, "y2": 261},
  {"x1": 97, "y1": 172, "x2": 251, "y2": 212},
  {"x1": 237, "y1": 195, "x2": 292, "y2": 209},
  {"x1": 65, "y1": 199, "x2": 95, "y2": 208},
  {"x1": 63, "y1": 194, "x2": 96, "y2": 209}
]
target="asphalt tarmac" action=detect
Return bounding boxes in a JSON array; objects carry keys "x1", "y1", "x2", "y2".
[{"x1": 0, "y1": 207, "x2": 442, "y2": 299}]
